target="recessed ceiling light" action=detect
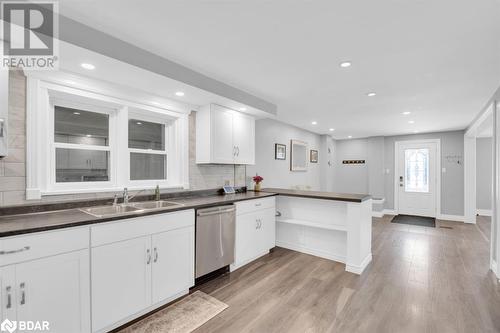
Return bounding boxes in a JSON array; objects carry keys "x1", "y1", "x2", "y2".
[
  {"x1": 86, "y1": 134, "x2": 91, "y2": 137},
  {"x1": 80, "y1": 63, "x2": 95, "y2": 70},
  {"x1": 65, "y1": 80, "x2": 76, "y2": 85},
  {"x1": 329, "y1": 128, "x2": 335, "y2": 132},
  {"x1": 366, "y1": 92, "x2": 377, "y2": 97},
  {"x1": 151, "y1": 101, "x2": 161, "y2": 106},
  {"x1": 402, "y1": 111, "x2": 411, "y2": 115},
  {"x1": 408, "y1": 120, "x2": 415, "y2": 124},
  {"x1": 73, "y1": 112, "x2": 80, "y2": 115},
  {"x1": 175, "y1": 91, "x2": 185, "y2": 97},
  {"x1": 239, "y1": 107, "x2": 247, "y2": 111},
  {"x1": 311, "y1": 121, "x2": 317, "y2": 125},
  {"x1": 348, "y1": 135, "x2": 352, "y2": 139},
  {"x1": 136, "y1": 122, "x2": 142, "y2": 125},
  {"x1": 340, "y1": 61, "x2": 352, "y2": 68},
  {"x1": 413, "y1": 130, "x2": 419, "y2": 133}
]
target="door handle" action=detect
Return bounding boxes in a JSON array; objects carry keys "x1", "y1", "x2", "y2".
[
  {"x1": 0, "y1": 246, "x2": 30, "y2": 255},
  {"x1": 153, "y1": 247, "x2": 158, "y2": 263},
  {"x1": 5, "y1": 286, "x2": 11, "y2": 309},
  {"x1": 20, "y1": 282, "x2": 25, "y2": 305},
  {"x1": 146, "y1": 249, "x2": 151, "y2": 265},
  {"x1": 237, "y1": 147, "x2": 240, "y2": 156}
]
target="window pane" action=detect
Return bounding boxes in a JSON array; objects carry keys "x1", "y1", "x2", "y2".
[
  {"x1": 56, "y1": 148, "x2": 109, "y2": 182},
  {"x1": 54, "y1": 106, "x2": 109, "y2": 146},
  {"x1": 129, "y1": 119, "x2": 165, "y2": 150},
  {"x1": 404, "y1": 148, "x2": 429, "y2": 193},
  {"x1": 130, "y1": 153, "x2": 166, "y2": 180}
]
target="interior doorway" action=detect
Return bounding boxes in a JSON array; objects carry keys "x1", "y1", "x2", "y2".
[{"x1": 394, "y1": 139, "x2": 440, "y2": 218}]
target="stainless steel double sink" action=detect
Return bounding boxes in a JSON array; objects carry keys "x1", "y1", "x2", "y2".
[{"x1": 79, "y1": 200, "x2": 184, "y2": 218}]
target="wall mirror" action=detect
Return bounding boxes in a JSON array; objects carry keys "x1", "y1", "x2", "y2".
[{"x1": 290, "y1": 140, "x2": 308, "y2": 171}]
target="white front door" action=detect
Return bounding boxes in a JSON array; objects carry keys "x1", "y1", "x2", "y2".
[{"x1": 396, "y1": 141, "x2": 438, "y2": 217}]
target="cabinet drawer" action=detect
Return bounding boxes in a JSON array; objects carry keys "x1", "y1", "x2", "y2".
[
  {"x1": 91, "y1": 209, "x2": 194, "y2": 247},
  {"x1": 236, "y1": 197, "x2": 275, "y2": 215},
  {"x1": 0, "y1": 227, "x2": 89, "y2": 267}
]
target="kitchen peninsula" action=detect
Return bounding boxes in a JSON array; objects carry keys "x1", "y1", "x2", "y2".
[{"x1": 263, "y1": 188, "x2": 373, "y2": 275}]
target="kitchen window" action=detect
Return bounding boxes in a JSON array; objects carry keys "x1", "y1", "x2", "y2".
[
  {"x1": 54, "y1": 105, "x2": 111, "y2": 183},
  {"x1": 128, "y1": 117, "x2": 168, "y2": 181},
  {"x1": 26, "y1": 76, "x2": 189, "y2": 199}
]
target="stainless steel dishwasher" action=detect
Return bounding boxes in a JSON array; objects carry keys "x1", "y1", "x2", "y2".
[{"x1": 196, "y1": 205, "x2": 235, "y2": 278}]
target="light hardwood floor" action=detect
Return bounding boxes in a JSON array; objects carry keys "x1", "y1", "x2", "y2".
[{"x1": 191, "y1": 216, "x2": 500, "y2": 333}]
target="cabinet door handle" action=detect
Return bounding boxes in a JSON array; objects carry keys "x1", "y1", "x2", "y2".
[
  {"x1": 146, "y1": 249, "x2": 151, "y2": 265},
  {"x1": 255, "y1": 219, "x2": 259, "y2": 229},
  {"x1": 153, "y1": 247, "x2": 158, "y2": 263},
  {"x1": 5, "y1": 286, "x2": 11, "y2": 309},
  {"x1": 0, "y1": 246, "x2": 30, "y2": 255},
  {"x1": 20, "y1": 283, "x2": 25, "y2": 305},
  {"x1": 237, "y1": 147, "x2": 240, "y2": 156}
]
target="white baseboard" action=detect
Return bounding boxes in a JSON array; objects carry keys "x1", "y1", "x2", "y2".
[
  {"x1": 372, "y1": 211, "x2": 384, "y2": 218},
  {"x1": 491, "y1": 260, "x2": 498, "y2": 279},
  {"x1": 346, "y1": 253, "x2": 372, "y2": 275},
  {"x1": 437, "y1": 214, "x2": 465, "y2": 222},
  {"x1": 276, "y1": 240, "x2": 346, "y2": 264},
  {"x1": 230, "y1": 249, "x2": 270, "y2": 272},
  {"x1": 95, "y1": 288, "x2": 189, "y2": 333},
  {"x1": 382, "y1": 209, "x2": 396, "y2": 216},
  {"x1": 477, "y1": 209, "x2": 492, "y2": 217}
]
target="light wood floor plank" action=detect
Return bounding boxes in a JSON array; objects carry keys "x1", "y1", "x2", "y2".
[{"x1": 188, "y1": 215, "x2": 500, "y2": 332}]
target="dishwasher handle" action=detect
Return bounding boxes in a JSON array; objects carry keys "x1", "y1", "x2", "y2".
[{"x1": 197, "y1": 206, "x2": 235, "y2": 217}]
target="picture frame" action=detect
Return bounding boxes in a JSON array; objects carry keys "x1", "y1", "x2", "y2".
[
  {"x1": 275, "y1": 143, "x2": 286, "y2": 160},
  {"x1": 310, "y1": 150, "x2": 318, "y2": 163},
  {"x1": 290, "y1": 140, "x2": 308, "y2": 171}
]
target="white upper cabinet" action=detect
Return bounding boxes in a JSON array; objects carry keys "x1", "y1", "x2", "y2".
[
  {"x1": 233, "y1": 112, "x2": 255, "y2": 164},
  {"x1": 196, "y1": 104, "x2": 255, "y2": 165}
]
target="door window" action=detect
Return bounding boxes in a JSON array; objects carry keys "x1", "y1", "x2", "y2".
[{"x1": 404, "y1": 148, "x2": 429, "y2": 193}]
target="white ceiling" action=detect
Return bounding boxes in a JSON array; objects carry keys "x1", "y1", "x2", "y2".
[{"x1": 59, "y1": 0, "x2": 500, "y2": 139}]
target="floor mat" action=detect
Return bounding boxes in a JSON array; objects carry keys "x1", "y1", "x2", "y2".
[
  {"x1": 118, "y1": 291, "x2": 228, "y2": 333},
  {"x1": 391, "y1": 214, "x2": 436, "y2": 227}
]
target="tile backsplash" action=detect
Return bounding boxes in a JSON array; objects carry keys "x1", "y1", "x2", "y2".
[{"x1": 0, "y1": 70, "x2": 246, "y2": 206}]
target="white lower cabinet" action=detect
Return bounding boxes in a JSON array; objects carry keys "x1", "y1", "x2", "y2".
[
  {"x1": 232, "y1": 198, "x2": 276, "y2": 271},
  {"x1": 0, "y1": 210, "x2": 195, "y2": 333},
  {"x1": 152, "y1": 227, "x2": 194, "y2": 304},
  {"x1": 1, "y1": 249, "x2": 90, "y2": 333},
  {"x1": 90, "y1": 210, "x2": 195, "y2": 332},
  {"x1": 91, "y1": 236, "x2": 152, "y2": 332},
  {"x1": 0, "y1": 228, "x2": 90, "y2": 333}
]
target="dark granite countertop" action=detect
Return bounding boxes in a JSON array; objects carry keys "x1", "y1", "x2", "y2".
[
  {"x1": 261, "y1": 188, "x2": 371, "y2": 203},
  {"x1": 0, "y1": 191, "x2": 277, "y2": 237}
]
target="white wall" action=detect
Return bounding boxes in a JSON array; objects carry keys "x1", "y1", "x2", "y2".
[
  {"x1": 477, "y1": 137, "x2": 492, "y2": 211},
  {"x1": 246, "y1": 118, "x2": 325, "y2": 190}
]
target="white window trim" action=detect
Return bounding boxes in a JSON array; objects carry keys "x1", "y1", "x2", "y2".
[
  {"x1": 126, "y1": 109, "x2": 171, "y2": 187},
  {"x1": 26, "y1": 75, "x2": 190, "y2": 199},
  {"x1": 49, "y1": 97, "x2": 117, "y2": 193}
]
